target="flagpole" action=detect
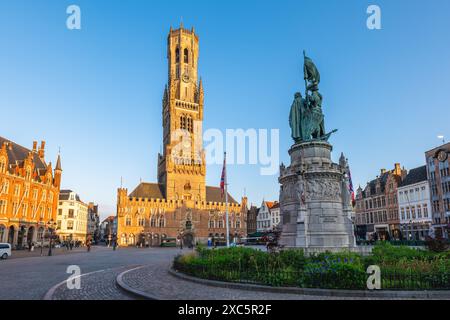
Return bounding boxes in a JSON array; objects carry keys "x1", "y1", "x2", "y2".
[{"x1": 224, "y1": 152, "x2": 230, "y2": 248}]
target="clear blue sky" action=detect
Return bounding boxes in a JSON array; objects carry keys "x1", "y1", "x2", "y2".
[{"x1": 1, "y1": 0, "x2": 449, "y2": 220}]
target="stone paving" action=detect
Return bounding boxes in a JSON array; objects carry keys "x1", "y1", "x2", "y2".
[
  {"x1": 49, "y1": 266, "x2": 136, "y2": 300},
  {"x1": 0, "y1": 246, "x2": 180, "y2": 299},
  {"x1": 8, "y1": 247, "x2": 90, "y2": 259},
  {"x1": 0, "y1": 247, "x2": 417, "y2": 300},
  {"x1": 120, "y1": 262, "x2": 361, "y2": 300}
]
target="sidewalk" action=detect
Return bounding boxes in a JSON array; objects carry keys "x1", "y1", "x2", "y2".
[
  {"x1": 8, "y1": 245, "x2": 109, "y2": 259},
  {"x1": 116, "y1": 261, "x2": 340, "y2": 300}
]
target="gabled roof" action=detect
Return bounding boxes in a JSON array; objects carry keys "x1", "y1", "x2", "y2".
[
  {"x1": 264, "y1": 201, "x2": 276, "y2": 209},
  {"x1": 127, "y1": 183, "x2": 238, "y2": 204},
  {"x1": 59, "y1": 190, "x2": 81, "y2": 202},
  {"x1": 129, "y1": 183, "x2": 166, "y2": 199},
  {"x1": 271, "y1": 202, "x2": 280, "y2": 209},
  {"x1": 399, "y1": 166, "x2": 427, "y2": 187},
  {"x1": 0, "y1": 136, "x2": 47, "y2": 178},
  {"x1": 206, "y1": 186, "x2": 237, "y2": 204},
  {"x1": 101, "y1": 216, "x2": 116, "y2": 224}
]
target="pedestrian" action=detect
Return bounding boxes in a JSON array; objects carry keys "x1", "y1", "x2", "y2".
[
  {"x1": 87, "y1": 240, "x2": 91, "y2": 252},
  {"x1": 31, "y1": 242, "x2": 35, "y2": 252}
]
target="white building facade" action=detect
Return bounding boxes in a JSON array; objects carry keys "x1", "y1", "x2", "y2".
[
  {"x1": 56, "y1": 190, "x2": 89, "y2": 243},
  {"x1": 397, "y1": 166, "x2": 432, "y2": 240},
  {"x1": 256, "y1": 201, "x2": 280, "y2": 233}
]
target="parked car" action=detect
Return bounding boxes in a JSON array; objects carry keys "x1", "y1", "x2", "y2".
[{"x1": 0, "y1": 243, "x2": 12, "y2": 259}]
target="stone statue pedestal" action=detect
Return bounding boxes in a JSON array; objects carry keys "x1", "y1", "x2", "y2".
[{"x1": 279, "y1": 141, "x2": 356, "y2": 254}]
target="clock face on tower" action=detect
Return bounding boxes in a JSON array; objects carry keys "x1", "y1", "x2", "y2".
[
  {"x1": 182, "y1": 72, "x2": 190, "y2": 83},
  {"x1": 437, "y1": 150, "x2": 448, "y2": 162}
]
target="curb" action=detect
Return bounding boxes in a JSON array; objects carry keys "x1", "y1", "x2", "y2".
[
  {"x1": 168, "y1": 269, "x2": 450, "y2": 300},
  {"x1": 116, "y1": 266, "x2": 158, "y2": 300},
  {"x1": 43, "y1": 269, "x2": 106, "y2": 300}
]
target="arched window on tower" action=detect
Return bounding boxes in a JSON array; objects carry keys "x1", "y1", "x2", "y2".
[
  {"x1": 187, "y1": 117, "x2": 193, "y2": 133},
  {"x1": 175, "y1": 48, "x2": 180, "y2": 63},
  {"x1": 184, "y1": 48, "x2": 189, "y2": 63},
  {"x1": 180, "y1": 116, "x2": 186, "y2": 130}
]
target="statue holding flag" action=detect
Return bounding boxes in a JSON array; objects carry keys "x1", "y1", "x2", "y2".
[
  {"x1": 289, "y1": 51, "x2": 337, "y2": 143},
  {"x1": 280, "y1": 52, "x2": 356, "y2": 252}
]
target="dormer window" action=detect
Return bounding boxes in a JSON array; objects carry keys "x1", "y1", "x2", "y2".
[{"x1": 0, "y1": 157, "x2": 6, "y2": 174}]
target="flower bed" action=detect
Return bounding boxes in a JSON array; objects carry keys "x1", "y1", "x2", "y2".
[{"x1": 173, "y1": 243, "x2": 450, "y2": 290}]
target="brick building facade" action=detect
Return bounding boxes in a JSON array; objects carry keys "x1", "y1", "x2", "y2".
[
  {"x1": 116, "y1": 25, "x2": 247, "y2": 247},
  {"x1": 425, "y1": 142, "x2": 450, "y2": 238},
  {"x1": 355, "y1": 163, "x2": 406, "y2": 240},
  {"x1": 0, "y1": 137, "x2": 62, "y2": 248}
]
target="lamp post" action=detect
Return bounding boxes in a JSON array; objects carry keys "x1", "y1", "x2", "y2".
[
  {"x1": 47, "y1": 219, "x2": 57, "y2": 256},
  {"x1": 38, "y1": 218, "x2": 44, "y2": 256}
]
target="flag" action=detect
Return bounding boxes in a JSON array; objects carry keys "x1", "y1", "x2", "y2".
[
  {"x1": 347, "y1": 166, "x2": 355, "y2": 203},
  {"x1": 220, "y1": 153, "x2": 226, "y2": 198}
]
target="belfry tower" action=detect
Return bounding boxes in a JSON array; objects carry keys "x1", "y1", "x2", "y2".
[{"x1": 157, "y1": 24, "x2": 206, "y2": 202}]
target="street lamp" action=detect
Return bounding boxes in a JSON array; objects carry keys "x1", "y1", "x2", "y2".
[
  {"x1": 47, "y1": 219, "x2": 57, "y2": 256},
  {"x1": 38, "y1": 218, "x2": 45, "y2": 256}
]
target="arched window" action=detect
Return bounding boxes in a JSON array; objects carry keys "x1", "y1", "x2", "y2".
[
  {"x1": 175, "y1": 48, "x2": 180, "y2": 63},
  {"x1": 121, "y1": 234, "x2": 127, "y2": 245},
  {"x1": 208, "y1": 219, "x2": 215, "y2": 229},
  {"x1": 180, "y1": 116, "x2": 186, "y2": 130},
  {"x1": 159, "y1": 216, "x2": 165, "y2": 228},
  {"x1": 150, "y1": 215, "x2": 157, "y2": 227},
  {"x1": 218, "y1": 219, "x2": 224, "y2": 228},
  {"x1": 0, "y1": 225, "x2": 5, "y2": 242},
  {"x1": 129, "y1": 234, "x2": 135, "y2": 245},
  {"x1": 138, "y1": 217, "x2": 145, "y2": 227},
  {"x1": 236, "y1": 219, "x2": 241, "y2": 229},
  {"x1": 37, "y1": 227, "x2": 44, "y2": 241},
  {"x1": 125, "y1": 216, "x2": 131, "y2": 226},
  {"x1": 184, "y1": 48, "x2": 189, "y2": 63},
  {"x1": 187, "y1": 117, "x2": 193, "y2": 133}
]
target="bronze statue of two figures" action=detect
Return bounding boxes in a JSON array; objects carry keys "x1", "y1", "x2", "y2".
[{"x1": 289, "y1": 52, "x2": 337, "y2": 143}]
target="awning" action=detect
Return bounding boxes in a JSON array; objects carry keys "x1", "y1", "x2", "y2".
[{"x1": 247, "y1": 232, "x2": 263, "y2": 238}]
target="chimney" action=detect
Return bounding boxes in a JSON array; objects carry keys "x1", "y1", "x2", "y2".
[
  {"x1": 380, "y1": 168, "x2": 386, "y2": 175},
  {"x1": 32, "y1": 141, "x2": 37, "y2": 152},
  {"x1": 38, "y1": 141, "x2": 45, "y2": 159}
]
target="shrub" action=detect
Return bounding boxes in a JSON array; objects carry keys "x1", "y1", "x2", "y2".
[
  {"x1": 425, "y1": 237, "x2": 450, "y2": 253},
  {"x1": 173, "y1": 246, "x2": 450, "y2": 290}
]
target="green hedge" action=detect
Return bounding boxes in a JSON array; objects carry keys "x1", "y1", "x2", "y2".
[{"x1": 173, "y1": 244, "x2": 450, "y2": 290}]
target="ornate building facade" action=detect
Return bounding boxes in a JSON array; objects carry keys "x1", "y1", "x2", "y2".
[
  {"x1": 425, "y1": 142, "x2": 450, "y2": 238},
  {"x1": 117, "y1": 25, "x2": 247, "y2": 247},
  {"x1": 0, "y1": 137, "x2": 62, "y2": 248},
  {"x1": 354, "y1": 163, "x2": 406, "y2": 241}
]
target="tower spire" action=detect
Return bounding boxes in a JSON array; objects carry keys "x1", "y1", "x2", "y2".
[{"x1": 55, "y1": 152, "x2": 62, "y2": 171}]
